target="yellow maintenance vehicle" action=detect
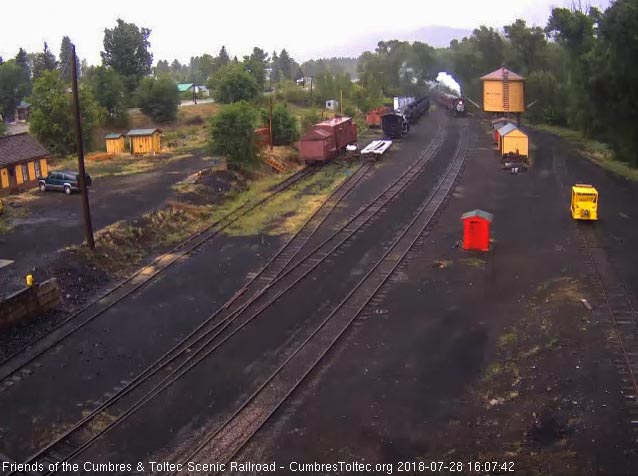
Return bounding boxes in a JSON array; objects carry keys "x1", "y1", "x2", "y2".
[{"x1": 571, "y1": 184, "x2": 598, "y2": 220}]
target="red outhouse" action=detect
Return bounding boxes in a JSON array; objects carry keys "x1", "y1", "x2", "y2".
[{"x1": 461, "y1": 209, "x2": 493, "y2": 251}]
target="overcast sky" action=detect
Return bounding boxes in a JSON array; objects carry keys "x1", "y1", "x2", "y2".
[{"x1": 0, "y1": 0, "x2": 611, "y2": 65}]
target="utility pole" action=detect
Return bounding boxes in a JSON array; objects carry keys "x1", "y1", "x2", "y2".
[
  {"x1": 340, "y1": 89, "x2": 343, "y2": 116},
  {"x1": 310, "y1": 77, "x2": 313, "y2": 106},
  {"x1": 71, "y1": 44, "x2": 95, "y2": 250},
  {"x1": 269, "y1": 95, "x2": 273, "y2": 151}
]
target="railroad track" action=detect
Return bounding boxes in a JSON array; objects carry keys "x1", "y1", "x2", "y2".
[
  {"x1": 577, "y1": 226, "x2": 638, "y2": 431},
  {"x1": 553, "y1": 152, "x2": 638, "y2": 436},
  {"x1": 6, "y1": 122, "x2": 448, "y2": 475},
  {"x1": 171, "y1": 123, "x2": 470, "y2": 474},
  {"x1": 0, "y1": 167, "x2": 315, "y2": 386}
]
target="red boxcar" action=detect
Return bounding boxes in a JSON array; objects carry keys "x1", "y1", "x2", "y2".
[
  {"x1": 366, "y1": 106, "x2": 392, "y2": 128},
  {"x1": 314, "y1": 117, "x2": 358, "y2": 152},
  {"x1": 297, "y1": 128, "x2": 337, "y2": 163}
]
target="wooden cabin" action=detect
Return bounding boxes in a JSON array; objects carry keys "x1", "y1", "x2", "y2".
[
  {"x1": 0, "y1": 133, "x2": 49, "y2": 196},
  {"x1": 126, "y1": 129, "x2": 162, "y2": 155},
  {"x1": 481, "y1": 67, "x2": 525, "y2": 114},
  {"x1": 16, "y1": 101, "x2": 31, "y2": 122},
  {"x1": 105, "y1": 133, "x2": 126, "y2": 154}
]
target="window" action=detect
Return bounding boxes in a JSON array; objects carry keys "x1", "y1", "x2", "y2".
[
  {"x1": 21, "y1": 164, "x2": 29, "y2": 182},
  {"x1": 34, "y1": 160, "x2": 41, "y2": 178}
]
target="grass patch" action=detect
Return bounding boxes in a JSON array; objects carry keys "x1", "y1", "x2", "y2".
[
  {"x1": 484, "y1": 360, "x2": 519, "y2": 382},
  {"x1": 71, "y1": 162, "x2": 356, "y2": 276},
  {"x1": 498, "y1": 331, "x2": 519, "y2": 348},
  {"x1": 459, "y1": 257, "x2": 486, "y2": 269},
  {"x1": 224, "y1": 163, "x2": 358, "y2": 237},
  {"x1": 530, "y1": 123, "x2": 638, "y2": 182},
  {"x1": 48, "y1": 153, "x2": 209, "y2": 179},
  {"x1": 0, "y1": 199, "x2": 29, "y2": 234},
  {"x1": 536, "y1": 276, "x2": 583, "y2": 303}
]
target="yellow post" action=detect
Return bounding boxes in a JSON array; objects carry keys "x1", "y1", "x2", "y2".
[{"x1": 26, "y1": 274, "x2": 34, "y2": 287}]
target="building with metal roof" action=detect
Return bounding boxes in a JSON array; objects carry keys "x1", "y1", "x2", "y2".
[
  {"x1": 0, "y1": 133, "x2": 49, "y2": 195},
  {"x1": 105, "y1": 133, "x2": 126, "y2": 155},
  {"x1": 481, "y1": 67, "x2": 526, "y2": 113},
  {"x1": 125, "y1": 129, "x2": 162, "y2": 155}
]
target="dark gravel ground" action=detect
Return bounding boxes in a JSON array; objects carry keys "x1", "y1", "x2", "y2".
[
  {"x1": 0, "y1": 114, "x2": 448, "y2": 463},
  {"x1": 233, "y1": 119, "x2": 638, "y2": 475},
  {"x1": 68, "y1": 115, "x2": 459, "y2": 466},
  {"x1": 0, "y1": 153, "x2": 213, "y2": 296},
  {"x1": 0, "y1": 166, "x2": 240, "y2": 363},
  {"x1": 527, "y1": 129, "x2": 638, "y2": 306}
]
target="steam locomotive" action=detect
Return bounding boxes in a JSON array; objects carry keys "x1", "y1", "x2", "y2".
[
  {"x1": 380, "y1": 96, "x2": 430, "y2": 139},
  {"x1": 432, "y1": 91, "x2": 467, "y2": 117}
]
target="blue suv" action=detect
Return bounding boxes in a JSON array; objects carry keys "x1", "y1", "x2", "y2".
[{"x1": 38, "y1": 171, "x2": 92, "y2": 195}]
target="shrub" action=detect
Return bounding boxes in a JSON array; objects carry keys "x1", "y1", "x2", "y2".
[
  {"x1": 301, "y1": 109, "x2": 320, "y2": 134},
  {"x1": 260, "y1": 103, "x2": 299, "y2": 145},
  {"x1": 136, "y1": 77, "x2": 179, "y2": 123},
  {"x1": 208, "y1": 102, "x2": 258, "y2": 167}
]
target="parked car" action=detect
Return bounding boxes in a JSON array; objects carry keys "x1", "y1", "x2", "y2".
[{"x1": 38, "y1": 171, "x2": 92, "y2": 195}]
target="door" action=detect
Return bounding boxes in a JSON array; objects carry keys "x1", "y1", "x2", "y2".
[
  {"x1": 50, "y1": 172, "x2": 62, "y2": 190},
  {"x1": 469, "y1": 221, "x2": 480, "y2": 249},
  {"x1": 8, "y1": 167, "x2": 18, "y2": 193}
]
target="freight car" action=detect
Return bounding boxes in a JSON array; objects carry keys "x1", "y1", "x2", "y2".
[
  {"x1": 297, "y1": 116, "x2": 358, "y2": 164},
  {"x1": 381, "y1": 112, "x2": 409, "y2": 139},
  {"x1": 314, "y1": 117, "x2": 358, "y2": 152},
  {"x1": 366, "y1": 106, "x2": 392, "y2": 128}
]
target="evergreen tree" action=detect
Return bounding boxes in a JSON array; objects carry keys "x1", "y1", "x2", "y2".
[
  {"x1": 279, "y1": 49, "x2": 292, "y2": 80},
  {"x1": 33, "y1": 42, "x2": 58, "y2": 80},
  {"x1": 15, "y1": 48, "x2": 32, "y2": 98},
  {"x1": 58, "y1": 36, "x2": 79, "y2": 82},
  {"x1": 243, "y1": 47, "x2": 269, "y2": 90},
  {"x1": 217, "y1": 46, "x2": 230, "y2": 67},
  {"x1": 270, "y1": 50, "x2": 280, "y2": 83}
]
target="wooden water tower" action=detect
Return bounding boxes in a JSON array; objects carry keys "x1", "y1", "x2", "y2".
[{"x1": 480, "y1": 67, "x2": 525, "y2": 125}]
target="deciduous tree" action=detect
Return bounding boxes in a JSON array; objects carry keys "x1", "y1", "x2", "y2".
[
  {"x1": 83, "y1": 66, "x2": 128, "y2": 124},
  {"x1": 135, "y1": 77, "x2": 179, "y2": 123},
  {"x1": 29, "y1": 70, "x2": 104, "y2": 153},
  {"x1": 101, "y1": 19, "x2": 153, "y2": 93},
  {"x1": 208, "y1": 63, "x2": 260, "y2": 104}
]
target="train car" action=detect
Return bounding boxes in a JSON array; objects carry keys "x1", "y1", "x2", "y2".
[
  {"x1": 381, "y1": 113, "x2": 409, "y2": 139},
  {"x1": 314, "y1": 117, "x2": 358, "y2": 152},
  {"x1": 297, "y1": 116, "x2": 358, "y2": 164},
  {"x1": 297, "y1": 128, "x2": 337, "y2": 164},
  {"x1": 432, "y1": 90, "x2": 466, "y2": 117},
  {"x1": 440, "y1": 93, "x2": 466, "y2": 117},
  {"x1": 366, "y1": 106, "x2": 392, "y2": 128}
]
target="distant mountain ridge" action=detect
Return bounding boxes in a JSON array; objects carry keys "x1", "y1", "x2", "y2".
[{"x1": 301, "y1": 25, "x2": 473, "y2": 60}]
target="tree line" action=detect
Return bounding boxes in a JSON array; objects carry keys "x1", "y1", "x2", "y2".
[
  {"x1": 1, "y1": 0, "x2": 636, "y2": 166},
  {"x1": 352, "y1": 1, "x2": 637, "y2": 165}
]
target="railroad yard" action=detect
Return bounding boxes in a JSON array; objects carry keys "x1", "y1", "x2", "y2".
[{"x1": 0, "y1": 107, "x2": 636, "y2": 476}]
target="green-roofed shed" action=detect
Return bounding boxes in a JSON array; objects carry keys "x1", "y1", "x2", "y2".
[
  {"x1": 177, "y1": 83, "x2": 194, "y2": 93},
  {"x1": 461, "y1": 209, "x2": 493, "y2": 251},
  {"x1": 461, "y1": 209, "x2": 494, "y2": 222},
  {"x1": 126, "y1": 129, "x2": 162, "y2": 155}
]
